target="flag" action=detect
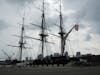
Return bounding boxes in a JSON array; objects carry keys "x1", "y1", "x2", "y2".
[{"x1": 75, "y1": 24, "x2": 79, "y2": 31}]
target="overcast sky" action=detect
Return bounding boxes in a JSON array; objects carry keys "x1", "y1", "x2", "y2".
[{"x1": 0, "y1": 0, "x2": 100, "y2": 60}]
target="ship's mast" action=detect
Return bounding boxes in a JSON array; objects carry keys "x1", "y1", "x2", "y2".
[
  {"x1": 19, "y1": 17, "x2": 25, "y2": 61},
  {"x1": 59, "y1": 0, "x2": 65, "y2": 56},
  {"x1": 29, "y1": 0, "x2": 51, "y2": 58},
  {"x1": 39, "y1": 0, "x2": 48, "y2": 58},
  {"x1": 8, "y1": 17, "x2": 26, "y2": 61}
]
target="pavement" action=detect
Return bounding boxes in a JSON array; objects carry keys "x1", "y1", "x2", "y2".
[{"x1": 0, "y1": 66, "x2": 100, "y2": 75}]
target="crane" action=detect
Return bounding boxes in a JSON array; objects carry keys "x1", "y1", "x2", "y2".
[
  {"x1": 63, "y1": 25, "x2": 79, "y2": 54},
  {"x1": 58, "y1": 0, "x2": 79, "y2": 55},
  {"x1": 1, "y1": 49, "x2": 15, "y2": 60}
]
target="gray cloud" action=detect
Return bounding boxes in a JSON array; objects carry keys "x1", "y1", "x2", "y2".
[
  {"x1": 85, "y1": 34, "x2": 92, "y2": 41},
  {"x1": 0, "y1": 0, "x2": 100, "y2": 58},
  {"x1": 84, "y1": 0, "x2": 100, "y2": 34},
  {"x1": 6, "y1": 0, "x2": 37, "y2": 12},
  {"x1": 7, "y1": 0, "x2": 34, "y2": 5},
  {"x1": 0, "y1": 20, "x2": 8, "y2": 31},
  {"x1": 64, "y1": 0, "x2": 100, "y2": 35}
]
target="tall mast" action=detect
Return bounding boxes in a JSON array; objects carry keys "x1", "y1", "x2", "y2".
[
  {"x1": 39, "y1": 0, "x2": 48, "y2": 58},
  {"x1": 59, "y1": 0, "x2": 65, "y2": 56},
  {"x1": 8, "y1": 17, "x2": 27, "y2": 61},
  {"x1": 8, "y1": 7, "x2": 31, "y2": 61},
  {"x1": 19, "y1": 17, "x2": 25, "y2": 61}
]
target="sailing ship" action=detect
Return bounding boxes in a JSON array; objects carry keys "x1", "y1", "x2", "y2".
[
  {"x1": 17, "y1": 0, "x2": 79, "y2": 66},
  {"x1": 0, "y1": 0, "x2": 80, "y2": 66}
]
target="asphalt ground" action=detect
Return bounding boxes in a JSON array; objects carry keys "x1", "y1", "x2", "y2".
[{"x1": 0, "y1": 66, "x2": 100, "y2": 75}]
